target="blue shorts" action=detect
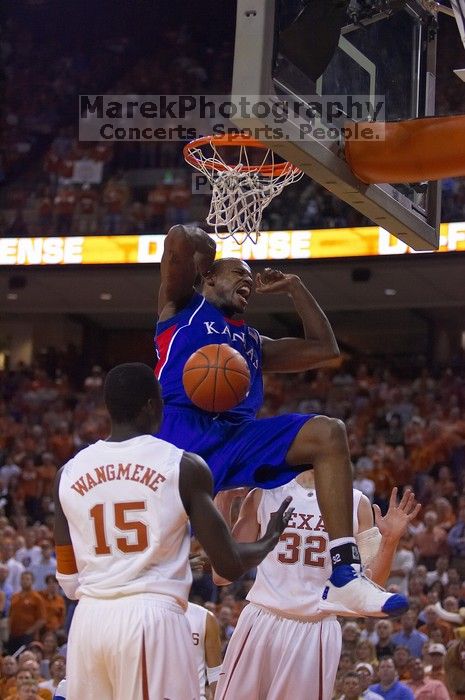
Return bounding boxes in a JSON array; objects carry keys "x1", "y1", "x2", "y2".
[{"x1": 156, "y1": 407, "x2": 315, "y2": 492}]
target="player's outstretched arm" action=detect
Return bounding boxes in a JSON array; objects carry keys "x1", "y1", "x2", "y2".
[
  {"x1": 256, "y1": 268, "x2": 340, "y2": 372},
  {"x1": 357, "y1": 487, "x2": 420, "y2": 586},
  {"x1": 158, "y1": 224, "x2": 216, "y2": 317},
  {"x1": 179, "y1": 452, "x2": 293, "y2": 581}
]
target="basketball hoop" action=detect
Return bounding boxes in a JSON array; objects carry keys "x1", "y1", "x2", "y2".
[{"x1": 183, "y1": 134, "x2": 303, "y2": 244}]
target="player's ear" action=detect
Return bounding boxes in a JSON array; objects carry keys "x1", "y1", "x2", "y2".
[{"x1": 202, "y1": 269, "x2": 216, "y2": 287}]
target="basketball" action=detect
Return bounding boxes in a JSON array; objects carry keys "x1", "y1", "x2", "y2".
[{"x1": 182, "y1": 344, "x2": 251, "y2": 413}]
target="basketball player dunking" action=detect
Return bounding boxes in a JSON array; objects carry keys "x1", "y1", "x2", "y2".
[
  {"x1": 155, "y1": 224, "x2": 407, "y2": 618},
  {"x1": 54, "y1": 363, "x2": 293, "y2": 700},
  {"x1": 214, "y1": 481, "x2": 421, "y2": 700}
]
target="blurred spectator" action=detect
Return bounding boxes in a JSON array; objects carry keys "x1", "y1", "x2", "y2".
[
  {"x1": 166, "y1": 177, "x2": 192, "y2": 226},
  {"x1": 418, "y1": 606, "x2": 455, "y2": 646},
  {"x1": 426, "y1": 557, "x2": 450, "y2": 589},
  {"x1": 343, "y1": 622, "x2": 362, "y2": 657},
  {"x1": 413, "y1": 512, "x2": 449, "y2": 571},
  {"x1": 74, "y1": 185, "x2": 99, "y2": 235},
  {"x1": 40, "y1": 631, "x2": 59, "y2": 679},
  {"x1": 0, "y1": 455, "x2": 21, "y2": 492},
  {"x1": 0, "y1": 656, "x2": 18, "y2": 698},
  {"x1": 8, "y1": 572, "x2": 46, "y2": 654},
  {"x1": 376, "y1": 620, "x2": 397, "y2": 660},
  {"x1": 15, "y1": 678, "x2": 48, "y2": 700},
  {"x1": 15, "y1": 531, "x2": 41, "y2": 570},
  {"x1": 361, "y1": 619, "x2": 380, "y2": 647},
  {"x1": 36, "y1": 455, "x2": 57, "y2": 501},
  {"x1": 435, "y1": 468, "x2": 457, "y2": 503},
  {"x1": 405, "y1": 658, "x2": 450, "y2": 700},
  {"x1": 340, "y1": 671, "x2": 366, "y2": 700},
  {"x1": 36, "y1": 187, "x2": 54, "y2": 236},
  {"x1": 2, "y1": 541, "x2": 25, "y2": 594},
  {"x1": 26, "y1": 644, "x2": 47, "y2": 684},
  {"x1": 444, "y1": 639, "x2": 465, "y2": 700},
  {"x1": 30, "y1": 543, "x2": 56, "y2": 592},
  {"x1": 425, "y1": 644, "x2": 448, "y2": 684},
  {"x1": 53, "y1": 186, "x2": 76, "y2": 236},
  {"x1": 394, "y1": 646, "x2": 413, "y2": 681},
  {"x1": 217, "y1": 605, "x2": 234, "y2": 654},
  {"x1": 392, "y1": 612, "x2": 429, "y2": 659},
  {"x1": 385, "y1": 414, "x2": 405, "y2": 447},
  {"x1": 370, "y1": 657, "x2": 415, "y2": 700},
  {"x1": 340, "y1": 651, "x2": 356, "y2": 675},
  {"x1": 146, "y1": 182, "x2": 170, "y2": 231},
  {"x1": 447, "y1": 508, "x2": 465, "y2": 579},
  {"x1": 39, "y1": 579, "x2": 64, "y2": 633},
  {"x1": 83, "y1": 366, "x2": 104, "y2": 394},
  {"x1": 127, "y1": 201, "x2": 146, "y2": 233},
  {"x1": 353, "y1": 466, "x2": 376, "y2": 503},
  {"x1": 356, "y1": 663, "x2": 384, "y2": 700},
  {"x1": 0, "y1": 564, "x2": 13, "y2": 645},
  {"x1": 17, "y1": 458, "x2": 42, "y2": 523},
  {"x1": 434, "y1": 499, "x2": 456, "y2": 533},
  {"x1": 47, "y1": 424, "x2": 75, "y2": 465},
  {"x1": 38, "y1": 655, "x2": 65, "y2": 697},
  {"x1": 355, "y1": 641, "x2": 378, "y2": 668},
  {"x1": 102, "y1": 176, "x2": 130, "y2": 234}
]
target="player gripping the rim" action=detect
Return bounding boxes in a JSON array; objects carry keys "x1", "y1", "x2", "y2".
[{"x1": 155, "y1": 224, "x2": 408, "y2": 618}]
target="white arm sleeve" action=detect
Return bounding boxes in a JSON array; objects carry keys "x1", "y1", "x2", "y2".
[
  {"x1": 356, "y1": 526, "x2": 382, "y2": 565},
  {"x1": 56, "y1": 571, "x2": 79, "y2": 600}
]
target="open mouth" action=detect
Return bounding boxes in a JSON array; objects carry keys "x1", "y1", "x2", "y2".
[{"x1": 236, "y1": 285, "x2": 251, "y2": 304}]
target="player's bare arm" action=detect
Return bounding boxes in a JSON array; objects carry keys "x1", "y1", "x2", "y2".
[
  {"x1": 53, "y1": 467, "x2": 79, "y2": 599},
  {"x1": 179, "y1": 451, "x2": 293, "y2": 581},
  {"x1": 213, "y1": 487, "x2": 262, "y2": 586},
  {"x1": 53, "y1": 467, "x2": 72, "y2": 547},
  {"x1": 369, "y1": 487, "x2": 421, "y2": 586},
  {"x1": 256, "y1": 268, "x2": 340, "y2": 372},
  {"x1": 205, "y1": 610, "x2": 222, "y2": 698},
  {"x1": 158, "y1": 224, "x2": 216, "y2": 319},
  {"x1": 213, "y1": 487, "x2": 250, "y2": 529}
]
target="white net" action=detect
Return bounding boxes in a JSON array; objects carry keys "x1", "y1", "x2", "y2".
[{"x1": 186, "y1": 140, "x2": 303, "y2": 244}]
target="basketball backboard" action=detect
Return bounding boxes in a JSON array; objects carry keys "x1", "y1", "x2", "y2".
[{"x1": 231, "y1": 0, "x2": 442, "y2": 250}]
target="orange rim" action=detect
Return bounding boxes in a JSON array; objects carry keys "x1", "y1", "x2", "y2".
[{"x1": 183, "y1": 134, "x2": 301, "y2": 177}]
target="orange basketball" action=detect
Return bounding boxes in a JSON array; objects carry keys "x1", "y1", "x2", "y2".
[{"x1": 182, "y1": 343, "x2": 251, "y2": 412}]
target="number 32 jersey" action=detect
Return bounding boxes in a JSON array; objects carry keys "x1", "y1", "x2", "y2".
[
  {"x1": 247, "y1": 480, "x2": 363, "y2": 618},
  {"x1": 58, "y1": 435, "x2": 192, "y2": 606}
]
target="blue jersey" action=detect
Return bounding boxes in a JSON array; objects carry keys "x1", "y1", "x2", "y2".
[
  {"x1": 155, "y1": 291, "x2": 315, "y2": 491},
  {"x1": 155, "y1": 292, "x2": 263, "y2": 421}
]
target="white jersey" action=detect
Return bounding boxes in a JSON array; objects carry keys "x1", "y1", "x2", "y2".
[
  {"x1": 247, "y1": 481, "x2": 363, "y2": 618},
  {"x1": 59, "y1": 435, "x2": 192, "y2": 606},
  {"x1": 54, "y1": 678, "x2": 66, "y2": 699},
  {"x1": 186, "y1": 602, "x2": 208, "y2": 698}
]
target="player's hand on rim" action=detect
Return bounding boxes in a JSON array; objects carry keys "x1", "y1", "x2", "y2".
[
  {"x1": 255, "y1": 268, "x2": 300, "y2": 294},
  {"x1": 263, "y1": 496, "x2": 294, "y2": 543}
]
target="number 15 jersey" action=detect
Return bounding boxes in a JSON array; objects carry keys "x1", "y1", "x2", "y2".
[
  {"x1": 247, "y1": 480, "x2": 363, "y2": 618},
  {"x1": 58, "y1": 435, "x2": 192, "y2": 606}
]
